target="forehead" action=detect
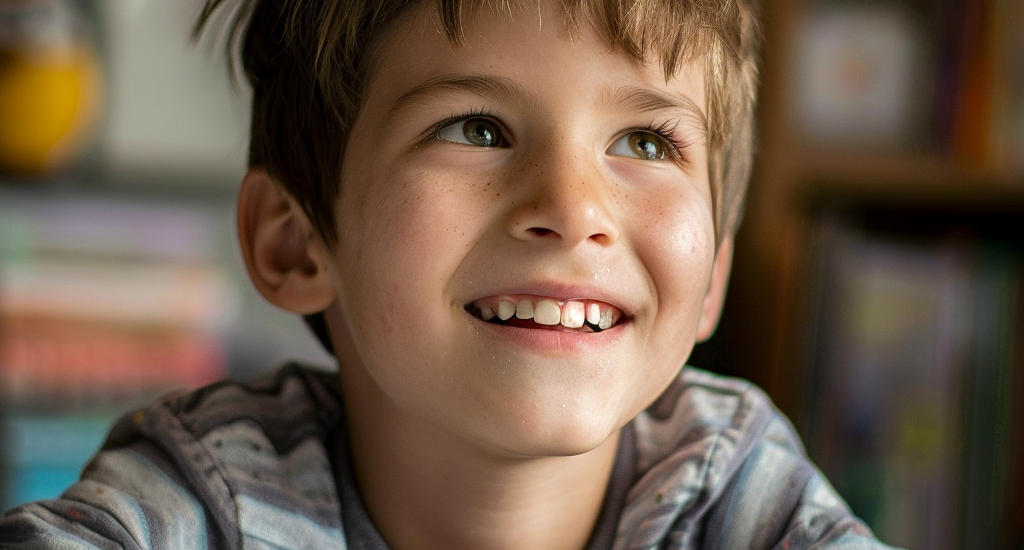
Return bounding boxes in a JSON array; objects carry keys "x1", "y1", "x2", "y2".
[
  {"x1": 362, "y1": 0, "x2": 707, "y2": 116},
  {"x1": 412, "y1": 0, "x2": 717, "y2": 75}
]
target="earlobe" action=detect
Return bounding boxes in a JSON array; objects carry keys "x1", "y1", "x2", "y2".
[
  {"x1": 695, "y1": 235, "x2": 734, "y2": 342},
  {"x1": 237, "y1": 168, "x2": 336, "y2": 314}
]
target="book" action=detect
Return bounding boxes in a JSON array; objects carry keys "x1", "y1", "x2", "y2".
[
  {"x1": 1, "y1": 315, "x2": 226, "y2": 408},
  {"x1": 0, "y1": 190, "x2": 237, "y2": 510},
  {"x1": 805, "y1": 211, "x2": 1023, "y2": 549},
  {"x1": 988, "y1": 0, "x2": 1024, "y2": 174},
  {"x1": 0, "y1": 255, "x2": 236, "y2": 330},
  {"x1": 0, "y1": 191, "x2": 236, "y2": 406},
  {"x1": 806, "y1": 214, "x2": 974, "y2": 549},
  {"x1": 959, "y1": 247, "x2": 1018, "y2": 549},
  {"x1": 1, "y1": 413, "x2": 119, "y2": 509}
]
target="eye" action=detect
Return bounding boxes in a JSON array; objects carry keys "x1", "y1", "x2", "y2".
[
  {"x1": 607, "y1": 131, "x2": 669, "y2": 161},
  {"x1": 436, "y1": 117, "x2": 508, "y2": 148}
]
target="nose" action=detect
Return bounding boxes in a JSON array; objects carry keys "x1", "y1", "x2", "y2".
[{"x1": 504, "y1": 145, "x2": 620, "y2": 249}]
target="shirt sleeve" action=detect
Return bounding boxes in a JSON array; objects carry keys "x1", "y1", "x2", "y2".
[
  {"x1": 0, "y1": 436, "x2": 225, "y2": 550},
  {"x1": 701, "y1": 414, "x2": 903, "y2": 550},
  {"x1": 0, "y1": 366, "x2": 347, "y2": 550}
]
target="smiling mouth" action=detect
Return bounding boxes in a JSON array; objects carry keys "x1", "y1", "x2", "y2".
[{"x1": 466, "y1": 297, "x2": 626, "y2": 333}]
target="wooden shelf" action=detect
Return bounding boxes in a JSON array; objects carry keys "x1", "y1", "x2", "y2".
[
  {"x1": 793, "y1": 150, "x2": 1024, "y2": 190},
  {"x1": 706, "y1": 0, "x2": 1024, "y2": 546}
]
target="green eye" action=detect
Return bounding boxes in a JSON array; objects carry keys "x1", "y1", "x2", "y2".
[
  {"x1": 437, "y1": 117, "x2": 507, "y2": 147},
  {"x1": 608, "y1": 132, "x2": 668, "y2": 160}
]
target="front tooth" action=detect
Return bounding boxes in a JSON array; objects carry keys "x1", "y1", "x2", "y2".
[
  {"x1": 534, "y1": 300, "x2": 561, "y2": 325},
  {"x1": 561, "y1": 301, "x2": 584, "y2": 328},
  {"x1": 480, "y1": 305, "x2": 496, "y2": 321},
  {"x1": 515, "y1": 300, "x2": 534, "y2": 319},
  {"x1": 497, "y1": 300, "x2": 516, "y2": 320},
  {"x1": 598, "y1": 307, "x2": 614, "y2": 330},
  {"x1": 586, "y1": 303, "x2": 600, "y2": 325}
]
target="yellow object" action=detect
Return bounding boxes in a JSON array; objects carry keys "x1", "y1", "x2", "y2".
[{"x1": 0, "y1": 44, "x2": 102, "y2": 175}]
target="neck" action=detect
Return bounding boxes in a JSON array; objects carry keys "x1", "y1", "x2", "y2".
[{"x1": 341, "y1": 387, "x2": 621, "y2": 550}]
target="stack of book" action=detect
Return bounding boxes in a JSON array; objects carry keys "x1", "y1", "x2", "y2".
[
  {"x1": 803, "y1": 209, "x2": 1023, "y2": 549},
  {"x1": 0, "y1": 189, "x2": 237, "y2": 507}
]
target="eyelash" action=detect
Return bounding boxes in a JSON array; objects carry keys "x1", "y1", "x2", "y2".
[
  {"x1": 426, "y1": 111, "x2": 688, "y2": 160},
  {"x1": 427, "y1": 108, "x2": 500, "y2": 143},
  {"x1": 623, "y1": 120, "x2": 688, "y2": 161}
]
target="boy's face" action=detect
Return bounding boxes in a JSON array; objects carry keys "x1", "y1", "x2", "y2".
[{"x1": 323, "y1": 0, "x2": 724, "y2": 457}]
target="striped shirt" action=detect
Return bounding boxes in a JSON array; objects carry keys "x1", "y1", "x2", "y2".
[{"x1": 0, "y1": 363, "x2": 900, "y2": 549}]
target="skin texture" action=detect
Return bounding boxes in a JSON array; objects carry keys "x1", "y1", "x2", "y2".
[{"x1": 237, "y1": 1, "x2": 735, "y2": 549}]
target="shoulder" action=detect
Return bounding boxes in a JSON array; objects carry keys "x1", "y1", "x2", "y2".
[
  {"x1": 617, "y1": 367, "x2": 899, "y2": 550},
  {"x1": 125, "y1": 361, "x2": 345, "y2": 470},
  {"x1": 0, "y1": 363, "x2": 348, "y2": 550},
  {"x1": 630, "y1": 367, "x2": 789, "y2": 480}
]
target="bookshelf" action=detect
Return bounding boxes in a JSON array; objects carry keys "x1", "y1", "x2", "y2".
[
  {"x1": 0, "y1": 0, "x2": 333, "y2": 511},
  {"x1": 0, "y1": 180, "x2": 334, "y2": 511},
  {"x1": 690, "y1": 0, "x2": 1024, "y2": 547},
  {"x1": 1, "y1": 0, "x2": 1019, "y2": 544}
]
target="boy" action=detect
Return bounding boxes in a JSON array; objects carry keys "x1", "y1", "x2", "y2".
[{"x1": 0, "y1": 0, "x2": 898, "y2": 548}]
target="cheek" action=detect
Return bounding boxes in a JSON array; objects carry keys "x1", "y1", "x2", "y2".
[
  {"x1": 623, "y1": 192, "x2": 715, "y2": 407},
  {"x1": 632, "y1": 186, "x2": 717, "y2": 319},
  {"x1": 342, "y1": 172, "x2": 467, "y2": 274},
  {"x1": 333, "y1": 167, "x2": 492, "y2": 341}
]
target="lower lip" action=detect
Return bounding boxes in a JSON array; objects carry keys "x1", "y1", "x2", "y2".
[{"x1": 469, "y1": 313, "x2": 627, "y2": 354}]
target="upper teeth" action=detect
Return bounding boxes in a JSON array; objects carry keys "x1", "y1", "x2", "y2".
[{"x1": 476, "y1": 298, "x2": 619, "y2": 330}]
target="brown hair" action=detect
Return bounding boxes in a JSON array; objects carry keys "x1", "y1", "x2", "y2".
[
  {"x1": 195, "y1": 0, "x2": 761, "y2": 352},
  {"x1": 196, "y1": 0, "x2": 761, "y2": 242}
]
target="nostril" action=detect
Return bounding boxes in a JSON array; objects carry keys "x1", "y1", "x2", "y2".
[{"x1": 525, "y1": 227, "x2": 614, "y2": 244}]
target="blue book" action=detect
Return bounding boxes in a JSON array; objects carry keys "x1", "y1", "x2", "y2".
[{"x1": 2, "y1": 413, "x2": 118, "y2": 510}]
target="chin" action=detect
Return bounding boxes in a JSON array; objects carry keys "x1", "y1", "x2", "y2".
[{"x1": 479, "y1": 407, "x2": 624, "y2": 459}]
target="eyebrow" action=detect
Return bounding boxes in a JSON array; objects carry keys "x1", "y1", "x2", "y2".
[
  {"x1": 390, "y1": 74, "x2": 531, "y2": 114},
  {"x1": 602, "y1": 86, "x2": 708, "y2": 135},
  {"x1": 387, "y1": 75, "x2": 707, "y2": 137}
]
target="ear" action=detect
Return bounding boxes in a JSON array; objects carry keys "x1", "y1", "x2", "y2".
[
  {"x1": 695, "y1": 234, "x2": 734, "y2": 342},
  {"x1": 237, "y1": 168, "x2": 336, "y2": 314}
]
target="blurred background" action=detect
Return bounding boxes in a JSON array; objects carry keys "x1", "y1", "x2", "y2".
[
  {"x1": 688, "y1": 0, "x2": 1024, "y2": 547},
  {"x1": 0, "y1": 0, "x2": 1021, "y2": 548},
  {"x1": 0, "y1": 0, "x2": 330, "y2": 516}
]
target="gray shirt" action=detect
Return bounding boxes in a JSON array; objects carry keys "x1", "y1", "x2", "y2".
[{"x1": 0, "y1": 363, "x2": 900, "y2": 549}]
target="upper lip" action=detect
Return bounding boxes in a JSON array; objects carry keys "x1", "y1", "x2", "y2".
[{"x1": 464, "y1": 281, "x2": 636, "y2": 317}]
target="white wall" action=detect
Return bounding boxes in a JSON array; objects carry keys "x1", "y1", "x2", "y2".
[{"x1": 98, "y1": 0, "x2": 250, "y2": 181}]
